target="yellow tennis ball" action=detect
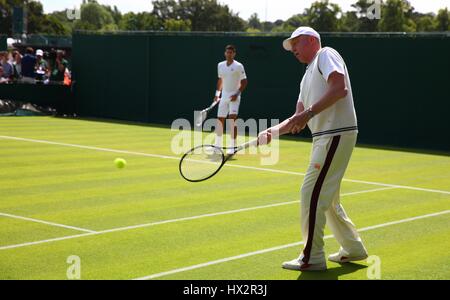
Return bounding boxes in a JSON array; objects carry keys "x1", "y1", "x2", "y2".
[{"x1": 114, "y1": 158, "x2": 126, "y2": 169}]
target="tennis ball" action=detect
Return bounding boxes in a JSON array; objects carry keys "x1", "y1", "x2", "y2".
[{"x1": 114, "y1": 158, "x2": 127, "y2": 169}]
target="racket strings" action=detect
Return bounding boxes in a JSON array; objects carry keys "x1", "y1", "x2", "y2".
[{"x1": 179, "y1": 145, "x2": 225, "y2": 182}]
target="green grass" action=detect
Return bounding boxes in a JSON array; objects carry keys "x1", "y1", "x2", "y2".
[{"x1": 0, "y1": 117, "x2": 449, "y2": 280}]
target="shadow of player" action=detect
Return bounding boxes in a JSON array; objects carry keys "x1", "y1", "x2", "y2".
[{"x1": 296, "y1": 263, "x2": 368, "y2": 280}]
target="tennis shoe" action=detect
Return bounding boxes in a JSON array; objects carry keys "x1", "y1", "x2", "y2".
[
  {"x1": 328, "y1": 250, "x2": 368, "y2": 263},
  {"x1": 282, "y1": 257, "x2": 327, "y2": 271}
]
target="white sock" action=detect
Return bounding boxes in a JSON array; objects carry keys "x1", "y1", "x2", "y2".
[{"x1": 230, "y1": 139, "x2": 236, "y2": 149}]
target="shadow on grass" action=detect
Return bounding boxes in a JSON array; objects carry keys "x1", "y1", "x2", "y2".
[{"x1": 294, "y1": 263, "x2": 368, "y2": 280}]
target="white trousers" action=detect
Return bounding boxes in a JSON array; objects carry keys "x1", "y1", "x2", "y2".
[{"x1": 300, "y1": 133, "x2": 367, "y2": 264}]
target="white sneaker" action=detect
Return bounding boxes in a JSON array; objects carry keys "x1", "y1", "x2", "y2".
[
  {"x1": 282, "y1": 258, "x2": 327, "y2": 271},
  {"x1": 328, "y1": 251, "x2": 368, "y2": 263}
]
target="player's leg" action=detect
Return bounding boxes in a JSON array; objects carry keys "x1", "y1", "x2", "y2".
[
  {"x1": 283, "y1": 136, "x2": 336, "y2": 271},
  {"x1": 215, "y1": 118, "x2": 225, "y2": 148},
  {"x1": 215, "y1": 99, "x2": 229, "y2": 148},
  {"x1": 227, "y1": 114, "x2": 238, "y2": 154},
  {"x1": 227, "y1": 98, "x2": 240, "y2": 153},
  {"x1": 325, "y1": 192, "x2": 368, "y2": 263},
  {"x1": 302, "y1": 133, "x2": 365, "y2": 266},
  {"x1": 325, "y1": 135, "x2": 368, "y2": 263},
  {"x1": 301, "y1": 136, "x2": 340, "y2": 267}
]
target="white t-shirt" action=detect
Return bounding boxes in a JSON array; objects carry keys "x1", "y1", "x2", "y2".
[
  {"x1": 299, "y1": 47, "x2": 358, "y2": 138},
  {"x1": 218, "y1": 60, "x2": 247, "y2": 94}
]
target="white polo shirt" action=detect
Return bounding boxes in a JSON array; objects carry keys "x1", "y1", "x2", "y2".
[
  {"x1": 299, "y1": 47, "x2": 358, "y2": 138},
  {"x1": 218, "y1": 60, "x2": 247, "y2": 94}
]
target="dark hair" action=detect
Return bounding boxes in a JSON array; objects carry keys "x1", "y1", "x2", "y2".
[
  {"x1": 225, "y1": 45, "x2": 236, "y2": 52},
  {"x1": 26, "y1": 47, "x2": 34, "y2": 54}
]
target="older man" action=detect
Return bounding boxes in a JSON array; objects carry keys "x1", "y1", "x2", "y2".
[{"x1": 258, "y1": 27, "x2": 368, "y2": 271}]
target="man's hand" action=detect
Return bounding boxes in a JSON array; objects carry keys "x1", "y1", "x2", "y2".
[
  {"x1": 287, "y1": 112, "x2": 309, "y2": 134},
  {"x1": 214, "y1": 96, "x2": 220, "y2": 102},
  {"x1": 258, "y1": 129, "x2": 272, "y2": 145},
  {"x1": 230, "y1": 95, "x2": 238, "y2": 102}
]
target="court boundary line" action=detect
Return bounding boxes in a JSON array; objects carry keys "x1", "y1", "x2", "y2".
[
  {"x1": 0, "y1": 212, "x2": 96, "y2": 233},
  {"x1": 134, "y1": 209, "x2": 450, "y2": 280},
  {"x1": 0, "y1": 187, "x2": 395, "y2": 251},
  {"x1": 1, "y1": 135, "x2": 449, "y2": 195}
]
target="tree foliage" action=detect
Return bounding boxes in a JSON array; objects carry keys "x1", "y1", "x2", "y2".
[
  {"x1": 152, "y1": 0, "x2": 244, "y2": 31},
  {"x1": 0, "y1": 0, "x2": 449, "y2": 36}
]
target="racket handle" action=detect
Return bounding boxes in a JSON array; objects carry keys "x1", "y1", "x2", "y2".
[{"x1": 237, "y1": 138, "x2": 259, "y2": 151}]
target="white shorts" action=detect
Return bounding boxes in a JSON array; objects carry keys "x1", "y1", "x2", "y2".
[{"x1": 217, "y1": 94, "x2": 241, "y2": 118}]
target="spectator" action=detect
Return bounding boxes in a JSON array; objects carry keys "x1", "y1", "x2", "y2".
[
  {"x1": 20, "y1": 47, "x2": 36, "y2": 84},
  {"x1": 0, "y1": 66, "x2": 10, "y2": 83},
  {"x1": 35, "y1": 49, "x2": 49, "y2": 81},
  {"x1": 50, "y1": 50, "x2": 69, "y2": 83},
  {"x1": 0, "y1": 51, "x2": 14, "y2": 79},
  {"x1": 13, "y1": 51, "x2": 22, "y2": 80}
]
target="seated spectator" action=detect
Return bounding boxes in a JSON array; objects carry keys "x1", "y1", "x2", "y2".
[
  {"x1": 50, "y1": 50, "x2": 69, "y2": 84},
  {"x1": 0, "y1": 51, "x2": 14, "y2": 79},
  {"x1": 0, "y1": 66, "x2": 10, "y2": 83},
  {"x1": 13, "y1": 51, "x2": 22, "y2": 80},
  {"x1": 20, "y1": 47, "x2": 36, "y2": 84}
]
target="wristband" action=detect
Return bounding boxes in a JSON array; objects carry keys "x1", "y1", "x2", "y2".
[{"x1": 215, "y1": 90, "x2": 221, "y2": 97}]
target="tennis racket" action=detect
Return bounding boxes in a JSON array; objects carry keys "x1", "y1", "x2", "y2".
[
  {"x1": 179, "y1": 138, "x2": 259, "y2": 182},
  {"x1": 195, "y1": 100, "x2": 220, "y2": 127}
]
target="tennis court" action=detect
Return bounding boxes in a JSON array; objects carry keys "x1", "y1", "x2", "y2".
[{"x1": 0, "y1": 116, "x2": 449, "y2": 280}]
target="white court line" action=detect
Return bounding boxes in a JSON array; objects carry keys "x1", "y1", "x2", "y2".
[
  {"x1": 0, "y1": 187, "x2": 394, "y2": 251},
  {"x1": 0, "y1": 212, "x2": 97, "y2": 233},
  {"x1": 1, "y1": 135, "x2": 449, "y2": 195},
  {"x1": 134, "y1": 209, "x2": 450, "y2": 280}
]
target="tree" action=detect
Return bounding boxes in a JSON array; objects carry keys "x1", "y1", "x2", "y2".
[
  {"x1": 164, "y1": 18, "x2": 191, "y2": 31},
  {"x1": 248, "y1": 13, "x2": 262, "y2": 30},
  {"x1": 436, "y1": 8, "x2": 449, "y2": 31},
  {"x1": 412, "y1": 12, "x2": 437, "y2": 32},
  {"x1": 47, "y1": 10, "x2": 75, "y2": 34},
  {"x1": 0, "y1": 0, "x2": 24, "y2": 35},
  {"x1": 104, "y1": 5, "x2": 122, "y2": 26},
  {"x1": 304, "y1": 0, "x2": 342, "y2": 32},
  {"x1": 152, "y1": 0, "x2": 245, "y2": 31},
  {"x1": 340, "y1": 11, "x2": 360, "y2": 32},
  {"x1": 119, "y1": 12, "x2": 161, "y2": 31},
  {"x1": 0, "y1": 0, "x2": 68, "y2": 35},
  {"x1": 351, "y1": 0, "x2": 380, "y2": 32},
  {"x1": 73, "y1": 0, "x2": 117, "y2": 31},
  {"x1": 378, "y1": 0, "x2": 416, "y2": 32}
]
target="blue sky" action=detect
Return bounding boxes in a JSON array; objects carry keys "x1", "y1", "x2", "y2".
[{"x1": 41, "y1": 0, "x2": 450, "y2": 22}]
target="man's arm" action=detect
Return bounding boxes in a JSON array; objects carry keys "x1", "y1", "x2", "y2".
[
  {"x1": 231, "y1": 78, "x2": 248, "y2": 102},
  {"x1": 214, "y1": 78, "x2": 223, "y2": 102},
  {"x1": 258, "y1": 71, "x2": 347, "y2": 144}
]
